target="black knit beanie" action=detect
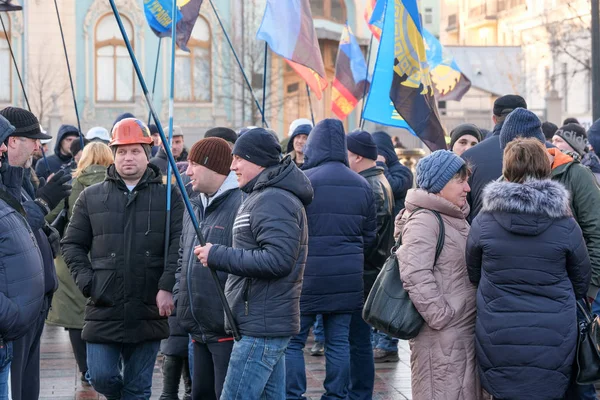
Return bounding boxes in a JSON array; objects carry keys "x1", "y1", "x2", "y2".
[
  {"x1": 205, "y1": 127, "x2": 238, "y2": 144},
  {"x1": 232, "y1": 128, "x2": 281, "y2": 168}
]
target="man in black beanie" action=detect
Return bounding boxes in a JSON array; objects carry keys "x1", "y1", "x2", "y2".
[
  {"x1": 204, "y1": 127, "x2": 237, "y2": 149},
  {"x1": 193, "y1": 128, "x2": 313, "y2": 399}
]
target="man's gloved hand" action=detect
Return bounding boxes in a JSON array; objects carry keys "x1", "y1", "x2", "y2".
[{"x1": 35, "y1": 170, "x2": 72, "y2": 212}]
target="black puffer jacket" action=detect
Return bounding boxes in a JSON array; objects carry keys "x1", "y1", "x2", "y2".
[
  {"x1": 0, "y1": 166, "x2": 45, "y2": 341},
  {"x1": 208, "y1": 157, "x2": 313, "y2": 337},
  {"x1": 359, "y1": 166, "x2": 394, "y2": 296},
  {"x1": 62, "y1": 164, "x2": 184, "y2": 343},
  {"x1": 150, "y1": 147, "x2": 189, "y2": 175},
  {"x1": 174, "y1": 172, "x2": 243, "y2": 343}
]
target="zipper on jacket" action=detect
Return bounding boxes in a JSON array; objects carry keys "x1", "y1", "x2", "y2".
[{"x1": 243, "y1": 279, "x2": 251, "y2": 316}]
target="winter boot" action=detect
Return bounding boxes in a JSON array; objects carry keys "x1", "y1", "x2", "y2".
[
  {"x1": 182, "y1": 358, "x2": 192, "y2": 400},
  {"x1": 159, "y1": 355, "x2": 184, "y2": 400}
]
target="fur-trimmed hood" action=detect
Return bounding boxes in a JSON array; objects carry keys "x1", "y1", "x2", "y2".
[{"x1": 481, "y1": 179, "x2": 572, "y2": 236}]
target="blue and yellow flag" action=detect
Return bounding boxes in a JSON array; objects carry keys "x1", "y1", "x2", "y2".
[
  {"x1": 143, "y1": 0, "x2": 203, "y2": 52},
  {"x1": 424, "y1": 29, "x2": 471, "y2": 101},
  {"x1": 389, "y1": 0, "x2": 446, "y2": 151}
]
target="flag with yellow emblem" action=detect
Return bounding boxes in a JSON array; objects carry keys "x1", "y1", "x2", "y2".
[{"x1": 143, "y1": 0, "x2": 203, "y2": 52}]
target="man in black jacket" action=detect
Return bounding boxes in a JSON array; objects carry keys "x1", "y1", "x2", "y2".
[
  {"x1": 34, "y1": 123, "x2": 80, "y2": 180},
  {"x1": 461, "y1": 94, "x2": 527, "y2": 223},
  {"x1": 62, "y1": 118, "x2": 183, "y2": 399},
  {"x1": 347, "y1": 130, "x2": 394, "y2": 399},
  {"x1": 150, "y1": 125, "x2": 188, "y2": 174},
  {"x1": 172, "y1": 137, "x2": 243, "y2": 400},
  {"x1": 194, "y1": 128, "x2": 313, "y2": 399},
  {"x1": 0, "y1": 115, "x2": 45, "y2": 398},
  {"x1": 1, "y1": 107, "x2": 71, "y2": 400}
]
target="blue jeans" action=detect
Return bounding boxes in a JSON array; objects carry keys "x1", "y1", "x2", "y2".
[
  {"x1": 313, "y1": 314, "x2": 325, "y2": 343},
  {"x1": 349, "y1": 310, "x2": 374, "y2": 400},
  {"x1": 286, "y1": 313, "x2": 352, "y2": 400},
  {"x1": 372, "y1": 330, "x2": 398, "y2": 352},
  {"x1": 220, "y1": 335, "x2": 290, "y2": 400},
  {"x1": 0, "y1": 341, "x2": 13, "y2": 400},
  {"x1": 86, "y1": 341, "x2": 160, "y2": 400}
]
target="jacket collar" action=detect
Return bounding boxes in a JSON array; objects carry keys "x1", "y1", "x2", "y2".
[
  {"x1": 202, "y1": 171, "x2": 239, "y2": 210},
  {"x1": 105, "y1": 163, "x2": 162, "y2": 191},
  {"x1": 404, "y1": 188, "x2": 469, "y2": 220},
  {"x1": 359, "y1": 165, "x2": 384, "y2": 179}
]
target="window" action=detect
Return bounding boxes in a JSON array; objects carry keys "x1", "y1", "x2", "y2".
[
  {"x1": 95, "y1": 14, "x2": 134, "y2": 102},
  {"x1": 0, "y1": 16, "x2": 11, "y2": 102},
  {"x1": 425, "y1": 8, "x2": 433, "y2": 24},
  {"x1": 175, "y1": 16, "x2": 211, "y2": 102},
  {"x1": 310, "y1": 0, "x2": 346, "y2": 23}
]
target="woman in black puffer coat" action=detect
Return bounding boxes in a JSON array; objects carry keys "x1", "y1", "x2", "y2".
[{"x1": 466, "y1": 138, "x2": 591, "y2": 400}]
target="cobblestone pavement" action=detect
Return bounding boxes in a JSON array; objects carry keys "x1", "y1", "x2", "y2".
[{"x1": 39, "y1": 324, "x2": 412, "y2": 400}]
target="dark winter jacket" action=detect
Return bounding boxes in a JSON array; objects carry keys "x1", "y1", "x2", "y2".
[
  {"x1": 359, "y1": 166, "x2": 394, "y2": 296},
  {"x1": 0, "y1": 166, "x2": 45, "y2": 341},
  {"x1": 35, "y1": 125, "x2": 79, "y2": 180},
  {"x1": 174, "y1": 172, "x2": 243, "y2": 344},
  {"x1": 208, "y1": 157, "x2": 313, "y2": 337},
  {"x1": 461, "y1": 122, "x2": 503, "y2": 223},
  {"x1": 372, "y1": 131, "x2": 413, "y2": 215},
  {"x1": 61, "y1": 163, "x2": 184, "y2": 344},
  {"x1": 19, "y1": 171, "x2": 58, "y2": 297},
  {"x1": 582, "y1": 151, "x2": 600, "y2": 184},
  {"x1": 150, "y1": 147, "x2": 189, "y2": 175},
  {"x1": 466, "y1": 179, "x2": 591, "y2": 400},
  {"x1": 301, "y1": 119, "x2": 377, "y2": 314},
  {"x1": 548, "y1": 149, "x2": 600, "y2": 298}
]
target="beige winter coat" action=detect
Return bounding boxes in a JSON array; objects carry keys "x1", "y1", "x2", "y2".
[{"x1": 396, "y1": 189, "x2": 482, "y2": 400}]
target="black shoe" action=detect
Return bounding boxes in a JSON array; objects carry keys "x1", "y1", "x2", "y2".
[
  {"x1": 373, "y1": 348, "x2": 399, "y2": 363},
  {"x1": 310, "y1": 342, "x2": 325, "y2": 356}
]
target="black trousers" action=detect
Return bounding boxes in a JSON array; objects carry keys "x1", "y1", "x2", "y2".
[
  {"x1": 67, "y1": 328, "x2": 87, "y2": 375},
  {"x1": 191, "y1": 340, "x2": 234, "y2": 400},
  {"x1": 11, "y1": 296, "x2": 49, "y2": 400}
]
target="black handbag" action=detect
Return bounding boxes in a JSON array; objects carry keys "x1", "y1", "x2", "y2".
[
  {"x1": 575, "y1": 300, "x2": 600, "y2": 384},
  {"x1": 50, "y1": 197, "x2": 69, "y2": 238},
  {"x1": 362, "y1": 208, "x2": 445, "y2": 340}
]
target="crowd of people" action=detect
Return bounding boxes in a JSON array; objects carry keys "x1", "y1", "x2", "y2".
[{"x1": 0, "y1": 93, "x2": 599, "y2": 400}]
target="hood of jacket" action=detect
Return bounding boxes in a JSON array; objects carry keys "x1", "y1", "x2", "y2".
[
  {"x1": 481, "y1": 179, "x2": 571, "y2": 236},
  {"x1": 105, "y1": 162, "x2": 162, "y2": 189},
  {"x1": 54, "y1": 124, "x2": 80, "y2": 159},
  {"x1": 582, "y1": 151, "x2": 600, "y2": 174},
  {"x1": 76, "y1": 164, "x2": 108, "y2": 187},
  {"x1": 372, "y1": 131, "x2": 398, "y2": 166},
  {"x1": 248, "y1": 156, "x2": 313, "y2": 206},
  {"x1": 302, "y1": 119, "x2": 348, "y2": 169}
]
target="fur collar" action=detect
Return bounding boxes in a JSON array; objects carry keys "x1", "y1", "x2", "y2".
[{"x1": 482, "y1": 179, "x2": 571, "y2": 219}]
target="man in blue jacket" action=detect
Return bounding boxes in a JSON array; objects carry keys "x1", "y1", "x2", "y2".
[
  {"x1": 0, "y1": 115, "x2": 45, "y2": 399},
  {"x1": 285, "y1": 119, "x2": 377, "y2": 400},
  {"x1": 194, "y1": 128, "x2": 313, "y2": 399},
  {"x1": 34, "y1": 123, "x2": 80, "y2": 180}
]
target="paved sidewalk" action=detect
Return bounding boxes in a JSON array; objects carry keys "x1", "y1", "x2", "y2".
[{"x1": 39, "y1": 324, "x2": 412, "y2": 399}]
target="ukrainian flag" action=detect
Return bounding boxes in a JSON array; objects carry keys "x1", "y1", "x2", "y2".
[{"x1": 389, "y1": 0, "x2": 446, "y2": 151}]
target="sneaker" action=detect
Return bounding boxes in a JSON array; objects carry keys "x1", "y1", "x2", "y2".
[
  {"x1": 373, "y1": 348, "x2": 399, "y2": 363},
  {"x1": 310, "y1": 341, "x2": 325, "y2": 356}
]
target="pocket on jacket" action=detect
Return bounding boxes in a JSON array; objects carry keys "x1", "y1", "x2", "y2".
[
  {"x1": 90, "y1": 269, "x2": 117, "y2": 307},
  {"x1": 144, "y1": 256, "x2": 164, "y2": 305}
]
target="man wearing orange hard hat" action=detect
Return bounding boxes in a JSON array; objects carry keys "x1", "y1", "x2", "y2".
[{"x1": 62, "y1": 117, "x2": 184, "y2": 398}]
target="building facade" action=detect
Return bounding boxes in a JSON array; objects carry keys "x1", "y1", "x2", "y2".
[{"x1": 0, "y1": 0, "x2": 375, "y2": 147}]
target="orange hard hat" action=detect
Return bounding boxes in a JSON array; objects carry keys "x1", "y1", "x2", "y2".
[{"x1": 109, "y1": 118, "x2": 153, "y2": 147}]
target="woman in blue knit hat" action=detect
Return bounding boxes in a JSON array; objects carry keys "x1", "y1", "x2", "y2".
[{"x1": 395, "y1": 150, "x2": 482, "y2": 399}]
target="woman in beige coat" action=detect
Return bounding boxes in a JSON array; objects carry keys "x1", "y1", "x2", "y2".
[{"x1": 396, "y1": 150, "x2": 482, "y2": 400}]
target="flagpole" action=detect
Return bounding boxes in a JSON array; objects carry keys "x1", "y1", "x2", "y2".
[
  {"x1": 208, "y1": 0, "x2": 268, "y2": 127},
  {"x1": 261, "y1": 42, "x2": 268, "y2": 127},
  {"x1": 148, "y1": 37, "x2": 163, "y2": 126},
  {"x1": 53, "y1": 0, "x2": 85, "y2": 150},
  {"x1": 0, "y1": 13, "x2": 49, "y2": 171},
  {"x1": 359, "y1": 34, "x2": 374, "y2": 130},
  {"x1": 163, "y1": 0, "x2": 177, "y2": 278},
  {"x1": 306, "y1": 84, "x2": 315, "y2": 126},
  {"x1": 107, "y1": 0, "x2": 241, "y2": 341}
]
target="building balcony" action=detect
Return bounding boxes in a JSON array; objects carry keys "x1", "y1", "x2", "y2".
[
  {"x1": 446, "y1": 14, "x2": 458, "y2": 32},
  {"x1": 497, "y1": 0, "x2": 526, "y2": 12},
  {"x1": 465, "y1": 0, "x2": 498, "y2": 27}
]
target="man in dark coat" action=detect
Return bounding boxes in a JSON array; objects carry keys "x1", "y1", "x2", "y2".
[
  {"x1": 173, "y1": 137, "x2": 243, "y2": 400},
  {"x1": 194, "y1": 128, "x2": 313, "y2": 399},
  {"x1": 347, "y1": 130, "x2": 394, "y2": 399},
  {"x1": 62, "y1": 118, "x2": 183, "y2": 399},
  {"x1": 285, "y1": 119, "x2": 377, "y2": 400},
  {"x1": 1, "y1": 107, "x2": 72, "y2": 400},
  {"x1": 371, "y1": 131, "x2": 413, "y2": 216},
  {"x1": 150, "y1": 125, "x2": 189, "y2": 174},
  {"x1": 34, "y1": 123, "x2": 80, "y2": 180},
  {"x1": 461, "y1": 94, "x2": 527, "y2": 223},
  {"x1": 0, "y1": 115, "x2": 45, "y2": 397}
]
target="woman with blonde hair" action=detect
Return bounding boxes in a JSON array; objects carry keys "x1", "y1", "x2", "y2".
[{"x1": 46, "y1": 141, "x2": 113, "y2": 385}]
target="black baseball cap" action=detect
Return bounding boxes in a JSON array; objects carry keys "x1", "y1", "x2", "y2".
[{"x1": 493, "y1": 95, "x2": 527, "y2": 117}]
